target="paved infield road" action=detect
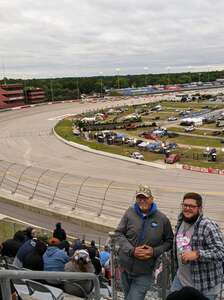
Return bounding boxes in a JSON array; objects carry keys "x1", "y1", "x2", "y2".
[{"x1": 0, "y1": 98, "x2": 223, "y2": 232}]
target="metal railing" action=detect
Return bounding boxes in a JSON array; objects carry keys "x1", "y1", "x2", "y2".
[
  {"x1": 108, "y1": 232, "x2": 224, "y2": 300},
  {"x1": 0, "y1": 270, "x2": 100, "y2": 300},
  {"x1": 0, "y1": 160, "x2": 224, "y2": 232}
]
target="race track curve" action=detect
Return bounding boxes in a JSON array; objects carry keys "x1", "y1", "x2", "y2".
[{"x1": 0, "y1": 98, "x2": 223, "y2": 230}]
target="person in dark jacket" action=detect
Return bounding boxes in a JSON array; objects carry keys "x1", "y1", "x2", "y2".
[
  {"x1": 53, "y1": 223, "x2": 67, "y2": 241},
  {"x1": 23, "y1": 239, "x2": 47, "y2": 271},
  {"x1": 87, "y1": 247, "x2": 102, "y2": 275},
  {"x1": 23, "y1": 226, "x2": 37, "y2": 241},
  {"x1": 12, "y1": 226, "x2": 38, "y2": 267},
  {"x1": 1, "y1": 231, "x2": 25, "y2": 258},
  {"x1": 115, "y1": 185, "x2": 173, "y2": 300}
]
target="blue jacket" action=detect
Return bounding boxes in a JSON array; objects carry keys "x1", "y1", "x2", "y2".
[
  {"x1": 99, "y1": 251, "x2": 110, "y2": 267},
  {"x1": 43, "y1": 246, "x2": 69, "y2": 272}
]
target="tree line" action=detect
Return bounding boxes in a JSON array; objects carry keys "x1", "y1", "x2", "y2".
[{"x1": 0, "y1": 70, "x2": 224, "y2": 101}]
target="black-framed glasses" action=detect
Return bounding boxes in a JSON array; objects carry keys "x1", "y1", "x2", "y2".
[{"x1": 182, "y1": 203, "x2": 198, "y2": 209}]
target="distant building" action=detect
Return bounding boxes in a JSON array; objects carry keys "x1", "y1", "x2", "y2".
[
  {"x1": 0, "y1": 84, "x2": 25, "y2": 109},
  {"x1": 25, "y1": 88, "x2": 46, "y2": 104}
]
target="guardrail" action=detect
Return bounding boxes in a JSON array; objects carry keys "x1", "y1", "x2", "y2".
[
  {"x1": 0, "y1": 270, "x2": 100, "y2": 300},
  {"x1": 0, "y1": 159, "x2": 224, "y2": 232}
]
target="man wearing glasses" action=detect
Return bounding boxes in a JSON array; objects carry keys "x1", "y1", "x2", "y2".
[
  {"x1": 171, "y1": 192, "x2": 224, "y2": 300},
  {"x1": 115, "y1": 185, "x2": 173, "y2": 300}
]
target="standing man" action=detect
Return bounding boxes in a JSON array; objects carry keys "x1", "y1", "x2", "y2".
[
  {"x1": 115, "y1": 185, "x2": 173, "y2": 300},
  {"x1": 171, "y1": 192, "x2": 224, "y2": 300}
]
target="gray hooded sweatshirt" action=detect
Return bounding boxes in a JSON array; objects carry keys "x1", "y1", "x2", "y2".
[{"x1": 115, "y1": 204, "x2": 173, "y2": 275}]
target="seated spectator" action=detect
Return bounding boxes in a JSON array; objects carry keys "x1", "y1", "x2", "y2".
[
  {"x1": 87, "y1": 247, "x2": 102, "y2": 275},
  {"x1": 23, "y1": 226, "x2": 37, "y2": 241},
  {"x1": 43, "y1": 237, "x2": 69, "y2": 272},
  {"x1": 64, "y1": 249, "x2": 95, "y2": 298},
  {"x1": 1, "y1": 231, "x2": 25, "y2": 258},
  {"x1": 53, "y1": 223, "x2": 67, "y2": 241},
  {"x1": 58, "y1": 240, "x2": 70, "y2": 256},
  {"x1": 13, "y1": 230, "x2": 38, "y2": 268},
  {"x1": 23, "y1": 239, "x2": 47, "y2": 271},
  {"x1": 81, "y1": 239, "x2": 87, "y2": 249},
  {"x1": 69, "y1": 238, "x2": 82, "y2": 257},
  {"x1": 166, "y1": 287, "x2": 209, "y2": 300},
  {"x1": 99, "y1": 245, "x2": 110, "y2": 267}
]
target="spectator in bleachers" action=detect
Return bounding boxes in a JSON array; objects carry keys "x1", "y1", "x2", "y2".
[
  {"x1": 64, "y1": 249, "x2": 95, "y2": 297},
  {"x1": 13, "y1": 228, "x2": 38, "y2": 268},
  {"x1": 58, "y1": 240, "x2": 70, "y2": 256},
  {"x1": 43, "y1": 237, "x2": 69, "y2": 272},
  {"x1": 23, "y1": 239, "x2": 47, "y2": 271},
  {"x1": 23, "y1": 226, "x2": 37, "y2": 241},
  {"x1": 69, "y1": 238, "x2": 82, "y2": 257},
  {"x1": 53, "y1": 222, "x2": 67, "y2": 242},
  {"x1": 1, "y1": 230, "x2": 25, "y2": 258},
  {"x1": 115, "y1": 185, "x2": 173, "y2": 300},
  {"x1": 171, "y1": 192, "x2": 224, "y2": 300},
  {"x1": 89, "y1": 240, "x2": 99, "y2": 257},
  {"x1": 81, "y1": 239, "x2": 87, "y2": 249},
  {"x1": 99, "y1": 245, "x2": 110, "y2": 268},
  {"x1": 87, "y1": 247, "x2": 102, "y2": 275}
]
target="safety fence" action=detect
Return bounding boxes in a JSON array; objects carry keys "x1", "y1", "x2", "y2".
[{"x1": 0, "y1": 160, "x2": 224, "y2": 233}]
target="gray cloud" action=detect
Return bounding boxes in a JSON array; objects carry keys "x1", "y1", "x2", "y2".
[{"x1": 0, "y1": 0, "x2": 224, "y2": 78}]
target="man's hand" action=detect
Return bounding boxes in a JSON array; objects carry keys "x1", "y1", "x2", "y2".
[
  {"x1": 181, "y1": 251, "x2": 199, "y2": 263},
  {"x1": 134, "y1": 245, "x2": 154, "y2": 260}
]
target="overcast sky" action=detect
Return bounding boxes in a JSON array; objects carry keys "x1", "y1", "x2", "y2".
[{"x1": 1, "y1": 0, "x2": 224, "y2": 78}]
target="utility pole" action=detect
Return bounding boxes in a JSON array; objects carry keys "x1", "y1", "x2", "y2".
[
  {"x1": 50, "y1": 79, "x2": 54, "y2": 102},
  {"x1": 143, "y1": 67, "x2": 149, "y2": 86},
  {"x1": 116, "y1": 68, "x2": 120, "y2": 89},
  {"x1": 99, "y1": 71, "x2": 103, "y2": 97}
]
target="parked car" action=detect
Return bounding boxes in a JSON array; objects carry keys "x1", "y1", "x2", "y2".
[
  {"x1": 152, "y1": 116, "x2": 160, "y2": 121},
  {"x1": 185, "y1": 126, "x2": 195, "y2": 132},
  {"x1": 125, "y1": 124, "x2": 138, "y2": 130},
  {"x1": 130, "y1": 152, "x2": 144, "y2": 160},
  {"x1": 167, "y1": 131, "x2": 179, "y2": 138},
  {"x1": 203, "y1": 147, "x2": 216, "y2": 157},
  {"x1": 168, "y1": 116, "x2": 177, "y2": 121},
  {"x1": 164, "y1": 154, "x2": 180, "y2": 164},
  {"x1": 212, "y1": 131, "x2": 221, "y2": 136}
]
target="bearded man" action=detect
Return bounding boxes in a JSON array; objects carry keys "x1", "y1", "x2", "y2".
[{"x1": 171, "y1": 192, "x2": 224, "y2": 300}]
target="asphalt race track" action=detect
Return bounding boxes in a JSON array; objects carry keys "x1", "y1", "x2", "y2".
[{"x1": 0, "y1": 98, "x2": 223, "y2": 233}]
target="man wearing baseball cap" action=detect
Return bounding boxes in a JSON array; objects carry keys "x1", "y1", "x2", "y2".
[{"x1": 115, "y1": 185, "x2": 173, "y2": 300}]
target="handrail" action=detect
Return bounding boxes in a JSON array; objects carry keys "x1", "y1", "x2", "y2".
[{"x1": 0, "y1": 270, "x2": 101, "y2": 300}]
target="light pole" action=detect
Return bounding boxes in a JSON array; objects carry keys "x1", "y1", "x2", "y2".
[
  {"x1": 99, "y1": 71, "x2": 103, "y2": 97},
  {"x1": 74, "y1": 75, "x2": 80, "y2": 99},
  {"x1": 50, "y1": 79, "x2": 54, "y2": 102},
  {"x1": 166, "y1": 66, "x2": 171, "y2": 85},
  {"x1": 23, "y1": 75, "x2": 28, "y2": 104},
  {"x1": 187, "y1": 65, "x2": 192, "y2": 83},
  {"x1": 116, "y1": 68, "x2": 120, "y2": 89},
  {"x1": 207, "y1": 65, "x2": 211, "y2": 82},
  {"x1": 143, "y1": 67, "x2": 149, "y2": 86}
]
